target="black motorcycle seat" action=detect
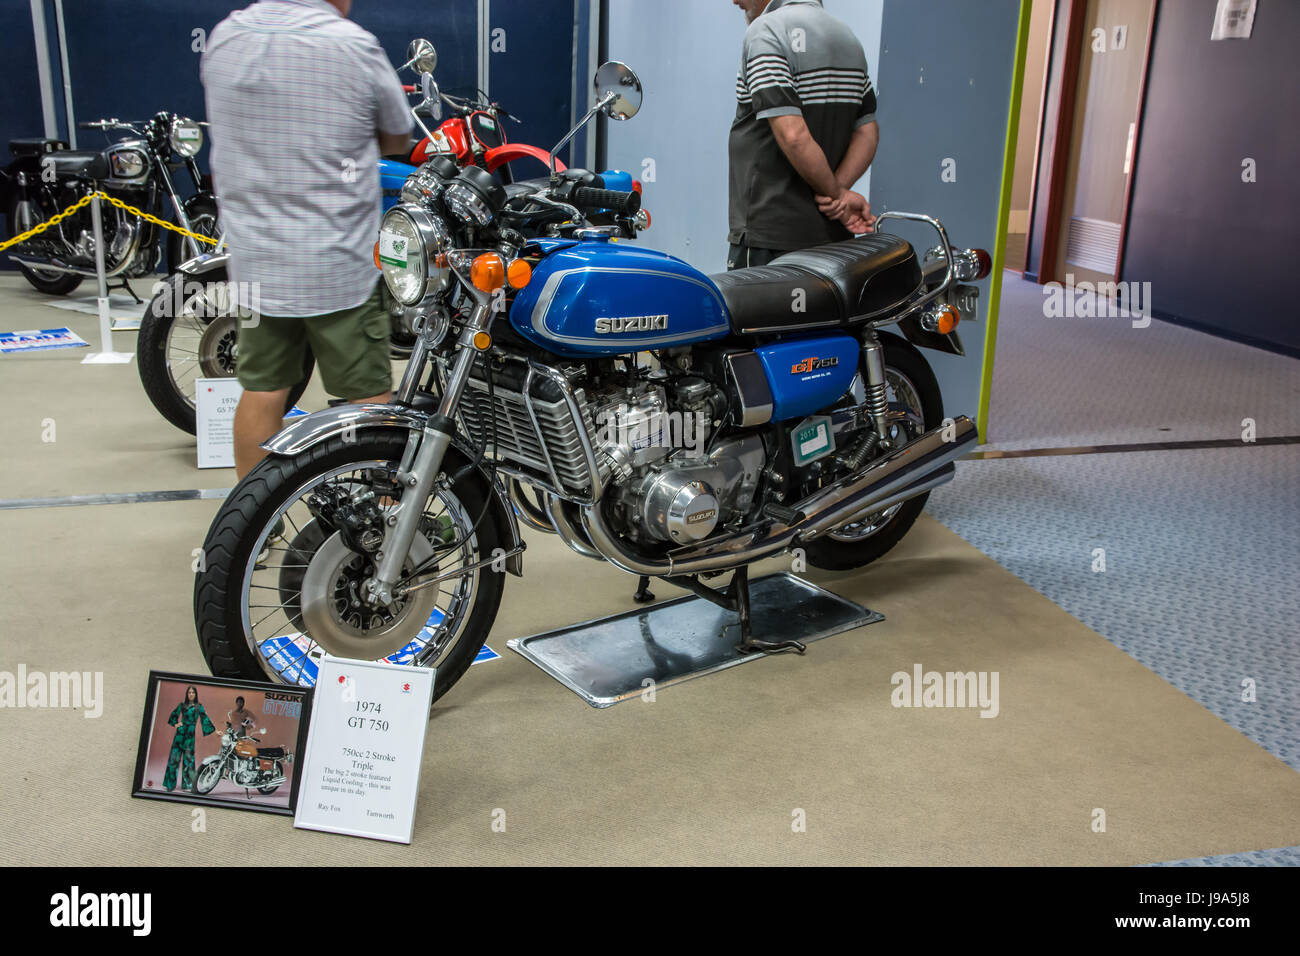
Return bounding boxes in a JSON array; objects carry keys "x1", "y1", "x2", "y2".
[
  {"x1": 45, "y1": 150, "x2": 110, "y2": 181},
  {"x1": 9, "y1": 138, "x2": 69, "y2": 157},
  {"x1": 256, "y1": 746, "x2": 286, "y2": 760},
  {"x1": 711, "y1": 234, "x2": 922, "y2": 335}
]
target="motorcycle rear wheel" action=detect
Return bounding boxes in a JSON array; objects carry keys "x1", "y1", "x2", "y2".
[
  {"x1": 137, "y1": 270, "x2": 314, "y2": 434},
  {"x1": 802, "y1": 334, "x2": 944, "y2": 571},
  {"x1": 6, "y1": 198, "x2": 83, "y2": 295},
  {"x1": 193, "y1": 432, "x2": 504, "y2": 704}
]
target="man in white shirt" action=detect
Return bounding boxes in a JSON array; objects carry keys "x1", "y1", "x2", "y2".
[{"x1": 201, "y1": 0, "x2": 412, "y2": 476}]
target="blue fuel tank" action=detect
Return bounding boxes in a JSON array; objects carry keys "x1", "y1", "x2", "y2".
[
  {"x1": 755, "y1": 334, "x2": 860, "y2": 421},
  {"x1": 509, "y1": 237, "x2": 730, "y2": 356},
  {"x1": 379, "y1": 159, "x2": 414, "y2": 212}
]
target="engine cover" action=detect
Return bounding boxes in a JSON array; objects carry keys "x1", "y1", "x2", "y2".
[{"x1": 640, "y1": 472, "x2": 719, "y2": 544}]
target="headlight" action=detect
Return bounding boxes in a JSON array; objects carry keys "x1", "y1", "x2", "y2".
[
  {"x1": 443, "y1": 167, "x2": 505, "y2": 227},
  {"x1": 378, "y1": 205, "x2": 451, "y2": 306},
  {"x1": 107, "y1": 147, "x2": 147, "y2": 181},
  {"x1": 170, "y1": 118, "x2": 204, "y2": 157}
]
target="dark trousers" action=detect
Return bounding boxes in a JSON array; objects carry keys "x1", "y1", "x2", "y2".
[{"x1": 727, "y1": 243, "x2": 791, "y2": 271}]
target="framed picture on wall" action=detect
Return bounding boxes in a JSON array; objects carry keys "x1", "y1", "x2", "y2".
[{"x1": 131, "y1": 671, "x2": 313, "y2": 816}]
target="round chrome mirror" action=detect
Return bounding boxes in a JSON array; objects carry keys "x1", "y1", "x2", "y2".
[
  {"x1": 594, "y1": 61, "x2": 642, "y2": 121},
  {"x1": 421, "y1": 72, "x2": 443, "y2": 121},
  {"x1": 406, "y1": 38, "x2": 438, "y2": 75}
]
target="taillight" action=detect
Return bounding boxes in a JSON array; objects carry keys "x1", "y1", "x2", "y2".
[{"x1": 971, "y1": 248, "x2": 992, "y2": 280}]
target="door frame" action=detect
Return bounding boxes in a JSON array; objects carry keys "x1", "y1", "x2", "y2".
[{"x1": 1027, "y1": 0, "x2": 1159, "y2": 285}]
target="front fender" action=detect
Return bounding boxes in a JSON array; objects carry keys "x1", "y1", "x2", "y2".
[
  {"x1": 176, "y1": 250, "x2": 229, "y2": 278},
  {"x1": 261, "y1": 403, "x2": 524, "y2": 575}
]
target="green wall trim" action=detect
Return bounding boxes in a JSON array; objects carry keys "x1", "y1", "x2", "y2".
[{"x1": 976, "y1": 0, "x2": 1033, "y2": 436}]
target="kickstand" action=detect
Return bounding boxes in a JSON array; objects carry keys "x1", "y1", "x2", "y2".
[
  {"x1": 112, "y1": 279, "x2": 143, "y2": 305},
  {"x1": 729, "y1": 565, "x2": 806, "y2": 656},
  {"x1": 632, "y1": 575, "x2": 656, "y2": 604}
]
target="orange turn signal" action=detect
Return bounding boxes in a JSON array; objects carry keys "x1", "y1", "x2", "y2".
[
  {"x1": 470, "y1": 253, "x2": 506, "y2": 293},
  {"x1": 472, "y1": 331, "x2": 493, "y2": 351},
  {"x1": 935, "y1": 304, "x2": 960, "y2": 335},
  {"x1": 506, "y1": 258, "x2": 532, "y2": 289},
  {"x1": 373, "y1": 241, "x2": 382, "y2": 270}
]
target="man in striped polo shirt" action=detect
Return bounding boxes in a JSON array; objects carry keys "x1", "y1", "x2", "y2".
[{"x1": 727, "y1": 0, "x2": 879, "y2": 269}]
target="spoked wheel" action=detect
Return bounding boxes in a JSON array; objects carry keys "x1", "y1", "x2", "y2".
[
  {"x1": 194, "y1": 432, "x2": 504, "y2": 703},
  {"x1": 136, "y1": 269, "x2": 314, "y2": 434},
  {"x1": 257, "y1": 768, "x2": 282, "y2": 796},
  {"x1": 803, "y1": 333, "x2": 944, "y2": 571},
  {"x1": 194, "y1": 761, "x2": 222, "y2": 795},
  {"x1": 6, "y1": 197, "x2": 83, "y2": 295}
]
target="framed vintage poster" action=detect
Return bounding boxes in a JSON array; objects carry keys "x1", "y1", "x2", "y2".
[{"x1": 132, "y1": 671, "x2": 314, "y2": 816}]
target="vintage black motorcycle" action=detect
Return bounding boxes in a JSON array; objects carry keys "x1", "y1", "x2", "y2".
[
  {"x1": 193, "y1": 62, "x2": 990, "y2": 704},
  {"x1": 1, "y1": 110, "x2": 219, "y2": 296}
]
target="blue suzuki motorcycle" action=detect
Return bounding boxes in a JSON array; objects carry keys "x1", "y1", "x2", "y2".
[{"x1": 194, "y1": 62, "x2": 990, "y2": 701}]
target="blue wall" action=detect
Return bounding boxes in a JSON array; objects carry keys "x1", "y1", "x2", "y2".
[
  {"x1": 870, "y1": 0, "x2": 1021, "y2": 424},
  {"x1": 602, "y1": 0, "x2": 882, "y2": 275},
  {"x1": 15, "y1": 0, "x2": 578, "y2": 179},
  {"x1": 0, "y1": 1, "x2": 46, "y2": 155}
]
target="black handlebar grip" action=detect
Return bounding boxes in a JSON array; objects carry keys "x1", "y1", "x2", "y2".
[{"x1": 571, "y1": 186, "x2": 640, "y2": 216}]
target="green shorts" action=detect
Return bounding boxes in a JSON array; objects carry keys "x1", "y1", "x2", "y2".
[{"x1": 236, "y1": 283, "x2": 392, "y2": 399}]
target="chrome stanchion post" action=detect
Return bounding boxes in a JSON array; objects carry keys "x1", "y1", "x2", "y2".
[{"x1": 81, "y1": 192, "x2": 133, "y2": 364}]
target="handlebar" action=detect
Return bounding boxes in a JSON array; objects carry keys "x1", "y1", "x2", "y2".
[{"x1": 571, "y1": 187, "x2": 641, "y2": 216}]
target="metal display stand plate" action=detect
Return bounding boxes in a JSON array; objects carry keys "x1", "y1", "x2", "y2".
[{"x1": 507, "y1": 572, "x2": 883, "y2": 708}]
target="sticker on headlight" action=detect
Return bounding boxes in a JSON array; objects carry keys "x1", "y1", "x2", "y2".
[
  {"x1": 378, "y1": 231, "x2": 409, "y2": 267},
  {"x1": 176, "y1": 127, "x2": 202, "y2": 142}
]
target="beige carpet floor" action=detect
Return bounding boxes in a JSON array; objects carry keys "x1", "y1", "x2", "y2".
[
  {"x1": 2, "y1": 502, "x2": 1298, "y2": 866},
  {"x1": 2, "y1": 273, "x2": 1298, "y2": 864}
]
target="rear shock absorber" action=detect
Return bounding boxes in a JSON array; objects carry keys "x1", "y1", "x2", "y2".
[{"x1": 860, "y1": 332, "x2": 891, "y2": 447}]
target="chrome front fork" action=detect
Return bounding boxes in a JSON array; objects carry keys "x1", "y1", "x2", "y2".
[{"x1": 365, "y1": 301, "x2": 490, "y2": 607}]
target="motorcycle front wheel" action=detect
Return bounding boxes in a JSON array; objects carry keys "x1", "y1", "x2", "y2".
[
  {"x1": 194, "y1": 760, "x2": 222, "y2": 795},
  {"x1": 137, "y1": 270, "x2": 314, "y2": 434},
  {"x1": 193, "y1": 432, "x2": 504, "y2": 703}
]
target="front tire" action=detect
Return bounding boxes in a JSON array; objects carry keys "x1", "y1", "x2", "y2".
[
  {"x1": 803, "y1": 333, "x2": 944, "y2": 572},
  {"x1": 193, "y1": 432, "x2": 504, "y2": 704},
  {"x1": 166, "y1": 196, "x2": 221, "y2": 273},
  {"x1": 137, "y1": 270, "x2": 314, "y2": 434},
  {"x1": 194, "y1": 760, "x2": 222, "y2": 795}
]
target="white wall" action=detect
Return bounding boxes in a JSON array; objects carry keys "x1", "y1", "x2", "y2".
[{"x1": 604, "y1": 0, "x2": 883, "y2": 274}]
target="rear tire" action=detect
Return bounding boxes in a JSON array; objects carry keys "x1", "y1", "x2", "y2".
[
  {"x1": 6, "y1": 197, "x2": 83, "y2": 295},
  {"x1": 802, "y1": 333, "x2": 944, "y2": 571},
  {"x1": 137, "y1": 270, "x2": 313, "y2": 434}
]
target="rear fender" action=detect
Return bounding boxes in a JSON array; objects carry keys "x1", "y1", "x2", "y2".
[{"x1": 261, "y1": 404, "x2": 524, "y2": 575}]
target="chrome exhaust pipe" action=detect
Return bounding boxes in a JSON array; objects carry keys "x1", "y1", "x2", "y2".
[
  {"x1": 8, "y1": 254, "x2": 83, "y2": 275},
  {"x1": 508, "y1": 479, "x2": 556, "y2": 535},
  {"x1": 545, "y1": 494, "x2": 604, "y2": 561},
  {"x1": 9, "y1": 252, "x2": 133, "y2": 279},
  {"x1": 581, "y1": 415, "x2": 977, "y2": 576}
]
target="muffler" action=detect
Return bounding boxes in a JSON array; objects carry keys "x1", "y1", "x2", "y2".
[{"x1": 581, "y1": 415, "x2": 978, "y2": 576}]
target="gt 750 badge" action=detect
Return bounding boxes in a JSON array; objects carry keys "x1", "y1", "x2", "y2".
[
  {"x1": 791, "y1": 355, "x2": 839, "y2": 374},
  {"x1": 595, "y1": 315, "x2": 669, "y2": 333}
]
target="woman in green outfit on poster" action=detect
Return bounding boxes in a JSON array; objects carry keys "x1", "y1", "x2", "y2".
[{"x1": 164, "y1": 685, "x2": 216, "y2": 791}]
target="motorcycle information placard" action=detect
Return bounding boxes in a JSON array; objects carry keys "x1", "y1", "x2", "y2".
[
  {"x1": 293, "y1": 656, "x2": 435, "y2": 844},
  {"x1": 0, "y1": 327, "x2": 88, "y2": 354},
  {"x1": 195, "y1": 377, "x2": 242, "y2": 469}
]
